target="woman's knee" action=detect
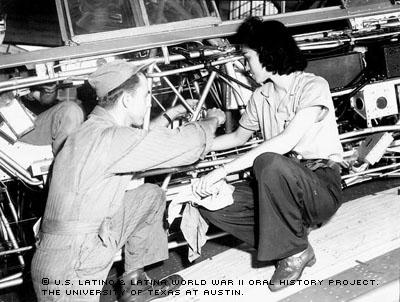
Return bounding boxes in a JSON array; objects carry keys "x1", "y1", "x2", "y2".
[
  {"x1": 199, "y1": 207, "x2": 224, "y2": 225},
  {"x1": 253, "y1": 152, "x2": 288, "y2": 179},
  {"x1": 198, "y1": 207, "x2": 216, "y2": 222}
]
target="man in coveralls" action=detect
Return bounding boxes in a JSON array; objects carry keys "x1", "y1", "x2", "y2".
[
  {"x1": 31, "y1": 60, "x2": 225, "y2": 301},
  {"x1": 0, "y1": 85, "x2": 84, "y2": 156},
  {"x1": 195, "y1": 17, "x2": 344, "y2": 291}
]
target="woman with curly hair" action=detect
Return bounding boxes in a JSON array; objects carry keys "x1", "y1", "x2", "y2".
[{"x1": 195, "y1": 17, "x2": 343, "y2": 292}]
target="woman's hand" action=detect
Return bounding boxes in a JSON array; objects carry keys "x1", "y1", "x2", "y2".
[
  {"x1": 193, "y1": 166, "x2": 227, "y2": 197},
  {"x1": 205, "y1": 108, "x2": 226, "y2": 126}
]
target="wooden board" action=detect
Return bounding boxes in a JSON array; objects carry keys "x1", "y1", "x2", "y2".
[{"x1": 159, "y1": 186, "x2": 400, "y2": 301}]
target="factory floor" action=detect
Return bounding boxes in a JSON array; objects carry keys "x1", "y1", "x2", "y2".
[{"x1": 0, "y1": 178, "x2": 399, "y2": 302}]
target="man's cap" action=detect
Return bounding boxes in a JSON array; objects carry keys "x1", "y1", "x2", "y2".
[{"x1": 88, "y1": 60, "x2": 150, "y2": 98}]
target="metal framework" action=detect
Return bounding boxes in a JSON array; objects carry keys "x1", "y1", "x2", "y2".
[
  {"x1": 0, "y1": 2, "x2": 400, "y2": 69},
  {"x1": 55, "y1": 0, "x2": 220, "y2": 44}
]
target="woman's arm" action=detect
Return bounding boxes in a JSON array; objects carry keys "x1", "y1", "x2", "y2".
[
  {"x1": 211, "y1": 126, "x2": 254, "y2": 151},
  {"x1": 194, "y1": 106, "x2": 323, "y2": 196}
]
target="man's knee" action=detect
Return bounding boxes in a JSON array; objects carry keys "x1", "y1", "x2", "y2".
[
  {"x1": 139, "y1": 183, "x2": 165, "y2": 209},
  {"x1": 253, "y1": 152, "x2": 288, "y2": 179},
  {"x1": 58, "y1": 101, "x2": 85, "y2": 125}
]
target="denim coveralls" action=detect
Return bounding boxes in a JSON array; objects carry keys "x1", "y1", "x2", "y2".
[{"x1": 31, "y1": 106, "x2": 213, "y2": 301}]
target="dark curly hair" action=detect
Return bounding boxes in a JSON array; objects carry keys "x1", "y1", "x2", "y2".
[{"x1": 234, "y1": 17, "x2": 307, "y2": 75}]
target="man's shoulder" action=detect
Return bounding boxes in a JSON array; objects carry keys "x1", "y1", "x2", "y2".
[
  {"x1": 81, "y1": 119, "x2": 145, "y2": 138},
  {"x1": 110, "y1": 125, "x2": 145, "y2": 137},
  {"x1": 65, "y1": 123, "x2": 146, "y2": 157}
]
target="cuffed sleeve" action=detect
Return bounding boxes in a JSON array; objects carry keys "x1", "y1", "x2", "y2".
[
  {"x1": 297, "y1": 77, "x2": 331, "y2": 112},
  {"x1": 239, "y1": 92, "x2": 261, "y2": 132},
  {"x1": 192, "y1": 122, "x2": 214, "y2": 159}
]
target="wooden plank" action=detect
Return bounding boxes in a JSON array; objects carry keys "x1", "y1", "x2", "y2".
[
  {"x1": 281, "y1": 248, "x2": 400, "y2": 301},
  {"x1": 159, "y1": 186, "x2": 400, "y2": 301}
]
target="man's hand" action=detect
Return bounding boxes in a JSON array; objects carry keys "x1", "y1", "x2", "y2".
[
  {"x1": 0, "y1": 91, "x2": 14, "y2": 108},
  {"x1": 172, "y1": 99, "x2": 199, "y2": 118},
  {"x1": 193, "y1": 166, "x2": 227, "y2": 197},
  {"x1": 151, "y1": 99, "x2": 201, "y2": 129},
  {"x1": 205, "y1": 108, "x2": 226, "y2": 126}
]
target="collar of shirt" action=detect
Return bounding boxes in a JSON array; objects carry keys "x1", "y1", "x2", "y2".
[
  {"x1": 89, "y1": 105, "x2": 118, "y2": 125},
  {"x1": 260, "y1": 80, "x2": 271, "y2": 97},
  {"x1": 258, "y1": 72, "x2": 302, "y2": 108},
  {"x1": 259, "y1": 81, "x2": 273, "y2": 105}
]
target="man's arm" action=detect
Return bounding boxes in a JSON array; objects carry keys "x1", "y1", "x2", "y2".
[
  {"x1": 149, "y1": 106, "x2": 185, "y2": 129},
  {"x1": 194, "y1": 106, "x2": 323, "y2": 196},
  {"x1": 108, "y1": 109, "x2": 225, "y2": 174},
  {"x1": 149, "y1": 99, "x2": 198, "y2": 129}
]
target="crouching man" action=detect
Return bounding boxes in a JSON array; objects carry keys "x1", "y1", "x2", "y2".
[{"x1": 31, "y1": 60, "x2": 225, "y2": 302}]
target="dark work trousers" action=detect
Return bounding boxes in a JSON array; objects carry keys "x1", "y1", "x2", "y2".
[{"x1": 199, "y1": 152, "x2": 343, "y2": 262}]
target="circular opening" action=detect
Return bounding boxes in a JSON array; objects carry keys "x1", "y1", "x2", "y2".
[
  {"x1": 376, "y1": 97, "x2": 387, "y2": 109},
  {"x1": 355, "y1": 97, "x2": 364, "y2": 111}
]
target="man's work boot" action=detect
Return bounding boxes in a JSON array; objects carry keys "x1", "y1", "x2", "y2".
[
  {"x1": 119, "y1": 269, "x2": 183, "y2": 302},
  {"x1": 268, "y1": 245, "x2": 316, "y2": 292}
]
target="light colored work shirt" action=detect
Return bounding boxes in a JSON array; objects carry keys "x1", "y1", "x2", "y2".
[
  {"x1": 20, "y1": 101, "x2": 85, "y2": 155},
  {"x1": 239, "y1": 71, "x2": 343, "y2": 162},
  {"x1": 43, "y1": 106, "x2": 214, "y2": 223}
]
